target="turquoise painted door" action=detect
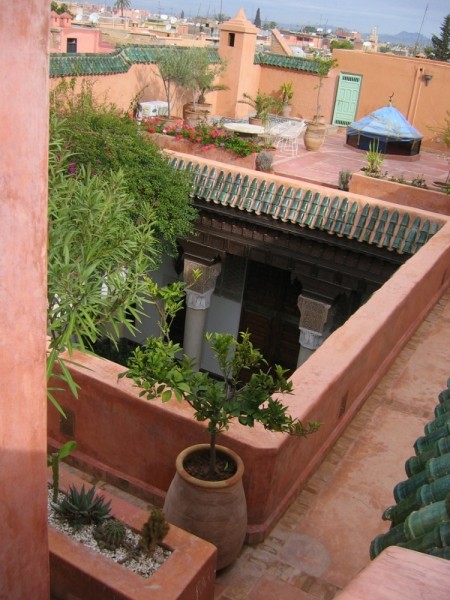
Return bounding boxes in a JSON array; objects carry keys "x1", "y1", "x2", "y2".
[{"x1": 332, "y1": 73, "x2": 362, "y2": 126}]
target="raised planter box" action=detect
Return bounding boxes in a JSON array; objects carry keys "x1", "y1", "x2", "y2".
[
  {"x1": 349, "y1": 172, "x2": 450, "y2": 216},
  {"x1": 149, "y1": 132, "x2": 260, "y2": 170},
  {"x1": 49, "y1": 467, "x2": 217, "y2": 600}
]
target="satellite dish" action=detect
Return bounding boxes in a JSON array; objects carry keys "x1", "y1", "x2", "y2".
[
  {"x1": 165, "y1": 23, "x2": 171, "y2": 30},
  {"x1": 75, "y1": 14, "x2": 82, "y2": 20},
  {"x1": 89, "y1": 13, "x2": 99, "y2": 23},
  {"x1": 160, "y1": 14, "x2": 168, "y2": 20},
  {"x1": 195, "y1": 22, "x2": 200, "y2": 27},
  {"x1": 170, "y1": 16, "x2": 177, "y2": 24}
]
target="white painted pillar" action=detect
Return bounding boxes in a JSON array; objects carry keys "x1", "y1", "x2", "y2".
[
  {"x1": 183, "y1": 259, "x2": 221, "y2": 369},
  {"x1": 297, "y1": 295, "x2": 332, "y2": 367}
]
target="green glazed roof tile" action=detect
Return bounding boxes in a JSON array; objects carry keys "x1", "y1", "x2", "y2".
[
  {"x1": 371, "y1": 378, "x2": 450, "y2": 562},
  {"x1": 50, "y1": 45, "x2": 221, "y2": 78},
  {"x1": 164, "y1": 155, "x2": 443, "y2": 256},
  {"x1": 255, "y1": 52, "x2": 325, "y2": 74}
]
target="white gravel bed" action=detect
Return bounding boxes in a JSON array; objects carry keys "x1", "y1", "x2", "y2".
[{"x1": 48, "y1": 486, "x2": 171, "y2": 578}]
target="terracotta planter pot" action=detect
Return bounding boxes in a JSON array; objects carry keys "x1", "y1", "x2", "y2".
[
  {"x1": 183, "y1": 102, "x2": 211, "y2": 127},
  {"x1": 304, "y1": 121, "x2": 327, "y2": 151},
  {"x1": 163, "y1": 444, "x2": 247, "y2": 570}
]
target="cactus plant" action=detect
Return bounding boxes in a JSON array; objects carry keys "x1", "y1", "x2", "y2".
[
  {"x1": 338, "y1": 169, "x2": 352, "y2": 191},
  {"x1": 139, "y1": 509, "x2": 170, "y2": 556},
  {"x1": 255, "y1": 150, "x2": 274, "y2": 172},
  {"x1": 93, "y1": 519, "x2": 127, "y2": 550},
  {"x1": 53, "y1": 484, "x2": 112, "y2": 529}
]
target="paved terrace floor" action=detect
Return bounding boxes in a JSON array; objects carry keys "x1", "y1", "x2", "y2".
[
  {"x1": 213, "y1": 286, "x2": 450, "y2": 599},
  {"x1": 63, "y1": 287, "x2": 450, "y2": 599},
  {"x1": 273, "y1": 127, "x2": 450, "y2": 191},
  {"x1": 58, "y1": 135, "x2": 450, "y2": 598}
]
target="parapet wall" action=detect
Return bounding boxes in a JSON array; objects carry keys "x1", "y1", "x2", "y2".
[
  {"x1": 350, "y1": 172, "x2": 450, "y2": 216},
  {"x1": 48, "y1": 221, "x2": 450, "y2": 543}
]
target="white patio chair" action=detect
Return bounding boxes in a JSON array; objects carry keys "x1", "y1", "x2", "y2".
[
  {"x1": 267, "y1": 121, "x2": 291, "y2": 146},
  {"x1": 276, "y1": 120, "x2": 307, "y2": 155}
]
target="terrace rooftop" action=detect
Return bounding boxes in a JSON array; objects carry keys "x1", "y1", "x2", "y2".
[
  {"x1": 61, "y1": 130, "x2": 450, "y2": 598},
  {"x1": 272, "y1": 127, "x2": 449, "y2": 190}
]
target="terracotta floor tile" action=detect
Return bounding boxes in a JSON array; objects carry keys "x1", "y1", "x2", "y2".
[
  {"x1": 215, "y1": 288, "x2": 450, "y2": 598},
  {"x1": 273, "y1": 129, "x2": 450, "y2": 189},
  {"x1": 246, "y1": 576, "x2": 317, "y2": 600}
]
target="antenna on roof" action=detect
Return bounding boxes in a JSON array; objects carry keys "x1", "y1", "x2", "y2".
[
  {"x1": 413, "y1": 3, "x2": 428, "y2": 55},
  {"x1": 388, "y1": 92, "x2": 394, "y2": 106}
]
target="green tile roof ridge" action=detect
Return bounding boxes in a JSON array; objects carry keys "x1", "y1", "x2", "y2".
[
  {"x1": 50, "y1": 46, "x2": 221, "y2": 78},
  {"x1": 254, "y1": 53, "x2": 324, "y2": 73},
  {"x1": 164, "y1": 154, "x2": 444, "y2": 256},
  {"x1": 370, "y1": 378, "x2": 450, "y2": 562}
]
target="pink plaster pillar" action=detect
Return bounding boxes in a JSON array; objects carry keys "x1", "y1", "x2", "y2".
[{"x1": 0, "y1": 2, "x2": 50, "y2": 597}]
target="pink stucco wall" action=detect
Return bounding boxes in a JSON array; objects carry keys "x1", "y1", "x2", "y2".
[
  {"x1": 0, "y1": 1, "x2": 49, "y2": 597},
  {"x1": 53, "y1": 26, "x2": 116, "y2": 53},
  {"x1": 49, "y1": 12, "x2": 450, "y2": 140},
  {"x1": 333, "y1": 49, "x2": 450, "y2": 151}
]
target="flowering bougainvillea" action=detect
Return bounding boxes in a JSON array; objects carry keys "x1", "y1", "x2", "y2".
[{"x1": 143, "y1": 118, "x2": 268, "y2": 157}]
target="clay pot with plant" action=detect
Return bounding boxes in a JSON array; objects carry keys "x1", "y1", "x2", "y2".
[
  {"x1": 279, "y1": 82, "x2": 294, "y2": 117},
  {"x1": 304, "y1": 58, "x2": 337, "y2": 151},
  {"x1": 182, "y1": 47, "x2": 228, "y2": 125},
  {"x1": 122, "y1": 276, "x2": 320, "y2": 569},
  {"x1": 238, "y1": 91, "x2": 276, "y2": 126}
]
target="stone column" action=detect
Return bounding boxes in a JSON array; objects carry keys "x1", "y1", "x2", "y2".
[
  {"x1": 183, "y1": 259, "x2": 222, "y2": 368},
  {"x1": 1, "y1": 2, "x2": 50, "y2": 596},
  {"x1": 297, "y1": 295, "x2": 332, "y2": 366}
]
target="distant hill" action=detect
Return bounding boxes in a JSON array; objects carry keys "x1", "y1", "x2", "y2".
[{"x1": 367, "y1": 31, "x2": 431, "y2": 47}]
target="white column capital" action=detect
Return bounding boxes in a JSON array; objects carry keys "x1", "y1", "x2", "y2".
[
  {"x1": 299, "y1": 327, "x2": 324, "y2": 351},
  {"x1": 185, "y1": 288, "x2": 214, "y2": 310}
]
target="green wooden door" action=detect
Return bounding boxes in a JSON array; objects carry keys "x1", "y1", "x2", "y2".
[{"x1": 332, "y1": 73, "x2": 362, "y2": 126}]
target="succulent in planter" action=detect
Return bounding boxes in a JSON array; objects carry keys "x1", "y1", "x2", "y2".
[
  {"x1": 122, "y1": 279, "x2": 321, "y2": 481},
  {"x1": 139, "y1": 509, "x2": 170, "y2": 557},
  {"x1": 94, "y1": 518, "x2": 127, "y2": 551},
  {"x1": 53, "y1": 484, "x2": 112, "y2": 529}
]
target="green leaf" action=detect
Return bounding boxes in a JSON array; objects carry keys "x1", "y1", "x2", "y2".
[{"x1": 161, "y1": 390, "x2": 172, "y2": 402}]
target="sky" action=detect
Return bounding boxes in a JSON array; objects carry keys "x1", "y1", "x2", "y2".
[{"x1": 128, "y1": 1, "x2": 448, "y2": 38}]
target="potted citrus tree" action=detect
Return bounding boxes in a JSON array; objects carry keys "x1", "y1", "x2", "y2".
[
  {"x1": 304, "y1": 57, "x2": 337, "y2": 151},
  {"x1": 121, "y1": 278, "x2": 320, "y2": 569}
]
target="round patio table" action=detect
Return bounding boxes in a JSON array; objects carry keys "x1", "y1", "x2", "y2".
[{"x1": 223, "y1": 122, "x2": 266, "y2": 137}]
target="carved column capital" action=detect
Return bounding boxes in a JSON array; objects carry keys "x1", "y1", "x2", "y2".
[
  {"x1": 297, "y1": 294, "x2": 332, "y2": 334},
  {"x1": 183, "y1": 258, "x2": 222, "y2": 301}
]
